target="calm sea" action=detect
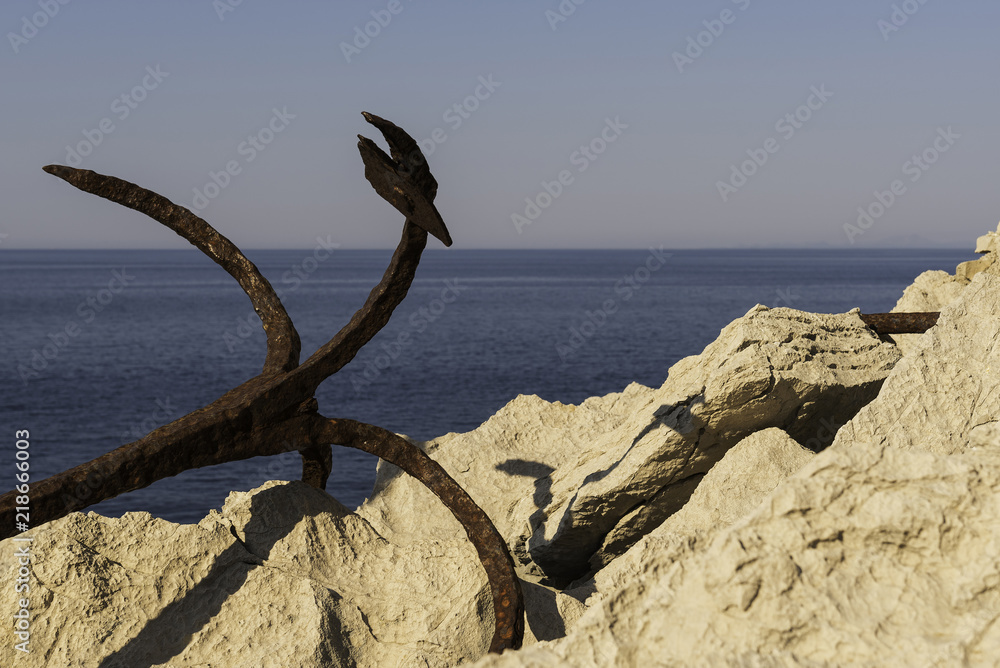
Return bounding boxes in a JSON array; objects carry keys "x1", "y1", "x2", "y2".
[{"x1": 0, "y1": 248, "x2": 974, "y2": 523}]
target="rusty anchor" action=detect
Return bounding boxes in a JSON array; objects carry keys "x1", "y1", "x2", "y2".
[{"x1": 0, "y1": 112, "x2": 523, "y2": 653}]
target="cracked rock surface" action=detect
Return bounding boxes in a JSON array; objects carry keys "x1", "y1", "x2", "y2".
[
  {"x1": 23, "y1": 262, "x2": 1000, "y2": 666},
  {"x1": 1, "y1": 482, "x2": 499, "y2": 667},
  {"x1": 567, "y1": 427, "x2": 815, "y2": 606},
  {"x1": 889, "y1": 240, "x2": 996, "y2": 355},
  {"x1": 472, "y1": 270, "x2": 1000, "y2": 668},
  {"x1": 474, "y1": 434, "x2": 1000, "y2": 667},
  {"x1": 360, "y1": 307, "x2": 900, "y2": 584}
]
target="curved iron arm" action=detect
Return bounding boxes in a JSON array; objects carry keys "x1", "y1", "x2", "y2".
[{"x1": 41, "y1": 165, "x2": 301, "y2": 376}]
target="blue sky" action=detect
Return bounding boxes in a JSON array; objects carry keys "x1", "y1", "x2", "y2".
[{"x1": 2, "y1": 0, "x2": 998, "y2": 249}]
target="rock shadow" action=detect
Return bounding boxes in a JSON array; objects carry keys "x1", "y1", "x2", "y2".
[
  {"x1": 520, "y1": 579, "x2": 569, "y2": 641},
  {"x1": 526, "y1": 394, "x2": 706, "y2": 585},
  {"x1": 494, "y1": 459, "x2": 568, "y2": 640},
  {"x1": 495, "y1": 458, "x2": 555, "y2": 537},
  {"x1": 98, "y1": 483, "x2": 344, "y2": 667}
]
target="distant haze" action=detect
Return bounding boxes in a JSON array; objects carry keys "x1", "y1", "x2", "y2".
[{"x1": 2, "y1": 1, "x2": 998, "y2": 250}]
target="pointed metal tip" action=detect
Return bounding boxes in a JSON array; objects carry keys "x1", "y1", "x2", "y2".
[
  {"x1": 43, "y1": 164, "x2": 88, "y2": 185},
  {"x1": 405, "y1": 199, "x2": 452, "y2": 247},
  {"x1": 361, "y1": 112, "x2": 396, "y2": 138},
  {"x1": 357, "y1": 113, "x2": 452, "y2": 247},
  {"x1": 360, "y1": 110, "x2": 388, "y2": 128},
  {"x1": 43, "y1": 164, "x2": 94, "y2": 188},
  {"x1": 433, "y1": 219, "x2": 454, "y2": 247}
]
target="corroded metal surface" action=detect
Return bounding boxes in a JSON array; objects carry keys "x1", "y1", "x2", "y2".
[
  {"x1": 859, "y1": 311, "x2": 940, "y2": 334},
  {"x1": 1, "y1": 113, "x2": 523, "y2": 653}
]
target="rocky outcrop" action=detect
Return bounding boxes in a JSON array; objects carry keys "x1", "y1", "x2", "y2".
[
  {"x1": 0, "y1": 479, "x2": 592, "y2": 667},
  {"x1": 0, "y1": 305, "x2": 899, "y2": 667},
  {"x1": 891, "y1": 268, "x2": 967, "y2": 313},
  {"x1": 0, "y1": 482, "x2": 503, "y2": 667},
  {"x1": 890, "y1": 225, "x2": 998, "y2": 354},
  {"x1": 572, "y1": 427, "x2": 814, "y2": 604},
  {"x1": 474, "y1": 434, "x2": 1000, "y2": 668},
  {"x1": 13, "y1": 232, "x2": 1000, "y2": 666},
  {"x1": 975, "y1": 221, "x2": 1000, "y2": 254},
  {"x1": 472, "y1": 270, "x2": 1000, "y2": 667},
  {"x1": 839, "y1": 271, "x2": 1000, "y2": 455},
  {"x1": 360, "y1": 307, "x2": 900, "y2": 585}
]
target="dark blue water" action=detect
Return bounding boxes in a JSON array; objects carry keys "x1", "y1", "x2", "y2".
[{"x1": 0, "y1": 248, "x2": 973, "y2": 523}]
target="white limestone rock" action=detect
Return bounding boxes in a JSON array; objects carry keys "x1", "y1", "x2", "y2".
[
  {"x1": 889, "y1": 227, "x2": 999, "y2": 354},
  {"x1": 359, "y1": 307, "x2": 900, "y2": 585},
  {"x1": 472, "y1": 436, "x2": 1000, "y2": 668},
  {"x1": 956, "y1": 252, "x2": 996, "y2": 281},
  {"x1": 0, "y1": 482, "x2": 501, "y2": 667},
  {"x1": 893, "y1": 269, "x2": 969, "y2": 313},
  {"x1": 576, "y1": 427, "x2": 814, "y2": 602},
  {"x1": 974, "y1": 222, "x2": 1000, "y2": 254},
  {"x1": 888, "y1": 269, "x2": 968, "y2": 355},
  {"x1": 471, "y1": 265, "x2": 1000, "y2": 668},
  {"x1": 837, "y1": 271, "x2": 1000, "y2": 456}
]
